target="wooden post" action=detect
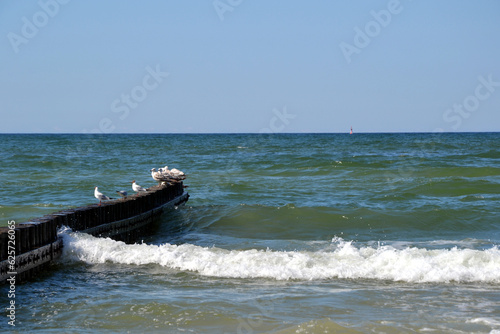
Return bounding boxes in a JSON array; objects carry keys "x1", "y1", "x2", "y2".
[{"x1": 0, "y1": 228, "x2": 8, "y2": 261}]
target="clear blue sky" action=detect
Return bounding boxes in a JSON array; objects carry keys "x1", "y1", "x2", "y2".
[{"x1": 1, "y1": 1, "x2": 499, "y2": 133}]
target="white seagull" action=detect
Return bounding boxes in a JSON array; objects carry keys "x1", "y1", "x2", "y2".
[
  {"x1": 131, "y1": 180, "x2": 147, "y2": 192},
  {"x1": 169, "y1": 168, "x2": 185, "y2": 177},
  {"x1": 94, "y1": 186, "x2": 113, "y2": 206},
  {"x1": 150, "y1": 168, "x2": 162, "y2": 182}
]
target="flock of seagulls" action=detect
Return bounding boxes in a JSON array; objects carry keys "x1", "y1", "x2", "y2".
[
  {"x1": 94, "y1": 166, "x2": 186, "y2": 206},
  {"x1": 150, "y1": 166, "x2": 186, "y2": 182}
]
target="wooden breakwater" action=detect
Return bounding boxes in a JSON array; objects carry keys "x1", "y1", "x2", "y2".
[{"x1": 0, "y1": 182, "x2": 188, "y2": 283}]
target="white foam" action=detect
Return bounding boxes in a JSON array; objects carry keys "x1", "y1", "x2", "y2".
[
  {"x1": 467, "y1": 318, "x2": 500, "y2": 326},
  {"x1": 61, "y1": 233, "x2": 500, "y2": 283}
]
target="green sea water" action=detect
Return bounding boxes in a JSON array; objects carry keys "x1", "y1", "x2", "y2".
[{"x1": 1, "y1": 133, "x2": 499, "y2": 333}]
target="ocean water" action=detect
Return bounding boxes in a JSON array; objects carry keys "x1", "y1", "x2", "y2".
[{"x1": 1, "y1": 133, "x2": 499, "y2": 333}]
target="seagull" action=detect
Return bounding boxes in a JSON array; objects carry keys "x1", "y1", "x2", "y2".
[
  {"x1": 165, "y1": 167, "x2": 186, "y2": 180},
  {"x1": 155, "y1": 166, "x2": 170, "y2": 177},
  {"x1": 94, "y1": 186, "x2": 113, "y2": 206},
  {"x1": 116, "y1": 190, "x2": 128, "y2": 198},
  {"x1": 150, "y1": 168, "x2": 163, "y2": 182},
  {"x1": 131, "y1": 180, "x2": 147, "y2": 192},
  {"x1": 169, "y1": 168, "x2": 185, "y2": 177}
]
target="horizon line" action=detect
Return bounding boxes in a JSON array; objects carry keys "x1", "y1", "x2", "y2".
[{"x1": 0, "y1": 131, "x2": 499, "y2": 135}]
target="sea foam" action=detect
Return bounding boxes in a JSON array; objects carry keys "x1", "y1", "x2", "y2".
[{"x1": 61, "y1": 232, "x2": 500, "y2": 283}]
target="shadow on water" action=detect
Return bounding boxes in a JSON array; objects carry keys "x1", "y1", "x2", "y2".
[
  {"x1": 145, "y1": 205, "x2": 236, "y2": 245},
  {"x1": 146, "y1": 201, "x2": 500, "y2": 248}
]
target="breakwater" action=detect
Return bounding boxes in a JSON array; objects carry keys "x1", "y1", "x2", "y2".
[{"x1": 0, "y1": 181, "x2": 188, "y2": 283}]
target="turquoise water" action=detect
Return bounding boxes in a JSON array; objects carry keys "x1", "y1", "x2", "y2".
[{"x1": 1, "y1": 133, "x2": 500, "y2": 333}]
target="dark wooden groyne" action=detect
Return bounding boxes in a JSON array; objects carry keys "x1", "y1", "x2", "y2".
[{"x1": 0, "y1": 182, "x2": 188, "y2": 283}]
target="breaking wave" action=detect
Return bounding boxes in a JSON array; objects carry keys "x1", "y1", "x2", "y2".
[{"x1": 61, "y1": 232, "x2": 500, "y2": 284}]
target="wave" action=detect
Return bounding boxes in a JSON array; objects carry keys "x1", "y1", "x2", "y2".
[
  {"x1": 61, "y1": 232, "x2": 500, "y2": 284},
  {"x1": 177, "y1": 204, "x2": 499, "y2": 242}
]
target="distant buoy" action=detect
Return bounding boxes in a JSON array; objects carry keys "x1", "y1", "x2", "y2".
[{"x1": 350, "y1": 126, "x2": 353, "y2": 135}]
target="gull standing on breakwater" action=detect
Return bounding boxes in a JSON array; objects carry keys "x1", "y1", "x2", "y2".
[
  {"x1": 131, "y1": 180, "x2": 147, "y2": 192},
  {"x1": 169, "y1": 168, "x2": 185, "y2": 178},
  {"x1": 94, "y1": 186, "x2": 113, "y2": 206},
  {"x1": 150, "y1": 168, "x2": 162, "y2": 182}
]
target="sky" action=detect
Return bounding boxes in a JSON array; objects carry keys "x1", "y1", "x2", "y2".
[{"x1": 1, "y1": 0, "x2": 499, "y2": 133}]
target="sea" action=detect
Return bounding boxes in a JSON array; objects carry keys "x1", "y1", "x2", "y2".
[{"x1": 0, "y1": 133, "x2": 499, "y2": 333}]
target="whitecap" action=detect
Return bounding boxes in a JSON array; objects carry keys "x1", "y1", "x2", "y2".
[{"x1": 61, "y1": 232, "x2": 500, "y2": 283}]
